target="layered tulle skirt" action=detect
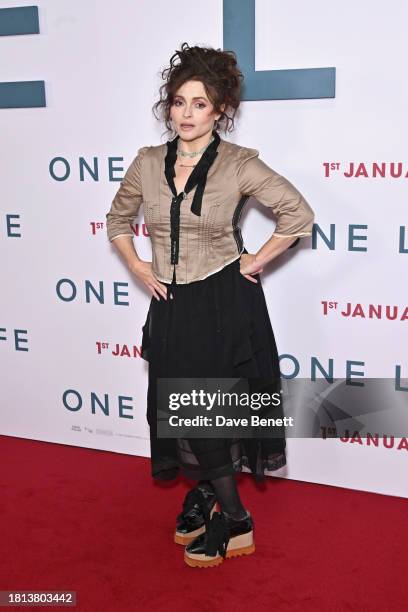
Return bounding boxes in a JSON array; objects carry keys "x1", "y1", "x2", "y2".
[{"x1": 141, "y1": 250, "x2": 287, "y2": 482}]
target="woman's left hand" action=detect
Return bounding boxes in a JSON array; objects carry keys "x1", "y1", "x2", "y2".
[{"x1": 239, "y1": 253, "x2": 264, "y2": 283}]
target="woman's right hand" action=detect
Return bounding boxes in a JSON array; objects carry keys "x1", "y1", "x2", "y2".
[{"x1": 129, "y1": 260, "x2": 168, "y2": 301}]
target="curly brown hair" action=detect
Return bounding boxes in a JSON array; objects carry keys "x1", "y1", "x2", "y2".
[{"x1": 152, "y1": 42, "x2": 244, "y2": 139}]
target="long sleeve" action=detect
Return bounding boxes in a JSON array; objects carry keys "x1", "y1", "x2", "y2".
[
  {"x1": 105, "y1": 146, "x2": 149, "y2": 242},
  {"x1": 236, "y1": 147, "x2": 315, "y2": 238}
]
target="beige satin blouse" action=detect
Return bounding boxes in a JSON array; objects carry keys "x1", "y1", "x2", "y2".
[{"x1": 106, "y1": 137, "x2": 315, "y2": 284}]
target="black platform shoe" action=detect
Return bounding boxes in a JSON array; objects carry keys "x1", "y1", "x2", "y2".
[
  {"x1": 174, "y1": 486, "x2": 217, "y2": 545},
  {"x1": 184, "y1": 510, "x2": 255, "y2": 567}
]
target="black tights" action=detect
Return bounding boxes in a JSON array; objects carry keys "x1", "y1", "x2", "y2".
[{"x1": 198, "y1": 475, "x2": 247, "y2": 520}]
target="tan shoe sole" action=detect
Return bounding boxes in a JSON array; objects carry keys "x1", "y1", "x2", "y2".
[
  {"x1": 174, "y1": 504, "x2": 217, "y2": 545},
  {"x1": 184, "y1": 530, "x2": 255, "y2": 567}
]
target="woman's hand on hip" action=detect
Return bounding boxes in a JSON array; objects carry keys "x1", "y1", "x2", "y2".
[
  {"x1": 239, "y1": 253, "x2": 264, "y2": 283},
  {"x1": 129, "y1": 260, "x2": 168, "y2": 300}
]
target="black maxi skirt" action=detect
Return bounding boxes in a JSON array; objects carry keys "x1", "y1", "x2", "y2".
[{"x1": 141, "y1": 250, "x2": 287, "y2": 482}]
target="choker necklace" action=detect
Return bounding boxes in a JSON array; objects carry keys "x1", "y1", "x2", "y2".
[{"x1": 177, "y1": 134, "x2": 215, "y2": 158}]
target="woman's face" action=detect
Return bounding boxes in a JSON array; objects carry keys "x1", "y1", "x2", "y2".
[{"x1": 170, "y1": 80, "x2": 223, "y2": 141}]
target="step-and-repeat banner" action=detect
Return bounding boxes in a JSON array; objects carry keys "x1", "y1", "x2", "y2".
[{"x1": 1, "y1": 0, "x2": 407, "y2": 498}]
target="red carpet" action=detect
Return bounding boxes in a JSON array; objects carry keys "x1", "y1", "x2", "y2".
[{"x1": 1, "y1": 435, "x2": 407, "y2": 611}]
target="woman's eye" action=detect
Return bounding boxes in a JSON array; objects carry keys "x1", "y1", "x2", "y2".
[{"x1": 173, "y1": 100, "x2": 206, "y2": 108}]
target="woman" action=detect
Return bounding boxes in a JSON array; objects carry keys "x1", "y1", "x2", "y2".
[{"x1": 106, "y1": 43, "x2": 314, "y2": 568}]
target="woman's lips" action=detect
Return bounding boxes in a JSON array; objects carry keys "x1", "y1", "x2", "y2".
[{"x1": 180, "y1": 124, "x2": 194, "y2": 129}]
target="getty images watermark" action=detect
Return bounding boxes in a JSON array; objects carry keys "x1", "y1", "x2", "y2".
[
  {"x1": 156, "y1": 377, "x2": 289, "y2": 439},
  {"x1": 155, "y1": 377, "x2": 408, "y2": 440}
]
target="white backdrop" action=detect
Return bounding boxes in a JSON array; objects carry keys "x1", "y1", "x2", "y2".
[{"x1": 1, "y1": 0, "x2": 407, "y2": 498}]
